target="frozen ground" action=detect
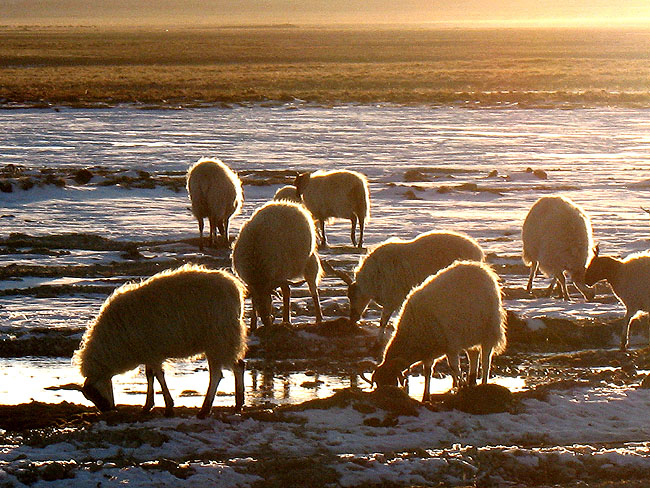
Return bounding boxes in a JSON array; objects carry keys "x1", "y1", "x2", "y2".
[{"x1": 2, "y1": 105, "x2": 650, "y2": 486}]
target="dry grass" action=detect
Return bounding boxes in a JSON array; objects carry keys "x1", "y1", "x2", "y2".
[{"x1": 2, "y1": 26, "x2": 650, "y2": 106}]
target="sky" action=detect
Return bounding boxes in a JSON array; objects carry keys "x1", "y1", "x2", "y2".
[{"x1": 3, "y1": 0, "x2": 650, "y2": 27}]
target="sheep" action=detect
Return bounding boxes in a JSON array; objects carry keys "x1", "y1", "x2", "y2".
[
  {"x1": 294, "y1": 169, "x2": 369, "y2": 248},
  {"x1": 522, "y1": 195, "x2": 595, "y2": 301},
  {"x1": 186, "y1": 158, "x2": 243, "y2": 250},
  {"x1": 585, "y1": 247, "x2": 650, "y2": 351},
  {"x1": 323, "y1": 230, "x2": 485, "y2": 341},
  {"x1": 273, "y1": 185, "x2": 302, "y2": 204},
  {"x1": 74, "y1": 264, "x2": 247, "y2": 418},
  {"x1": 232, "y1": 201, "x2": 323, "y2": 330},
  {"x1": 370, "y1": 260, "x2": 507, "y2": 402}
]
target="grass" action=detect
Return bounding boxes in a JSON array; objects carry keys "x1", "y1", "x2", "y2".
[{"x1": 2, "y1": 26, "x2": 650, "y2": 107}]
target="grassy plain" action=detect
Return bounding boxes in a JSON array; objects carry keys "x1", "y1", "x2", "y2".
[{"x1": 1, "y1": 26, "x2": 650, "y2": 107}]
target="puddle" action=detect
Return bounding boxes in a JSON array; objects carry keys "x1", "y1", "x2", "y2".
[{"x1": 0, "y1": 357, "x2": 526, "y2": 409}]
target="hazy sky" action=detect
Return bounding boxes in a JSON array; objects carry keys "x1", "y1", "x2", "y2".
[{"x1": 4, "y1": 0, "x2": 650, "y2": 26}]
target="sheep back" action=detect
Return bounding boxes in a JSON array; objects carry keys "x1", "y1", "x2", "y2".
[
  {"x1": 186, "y1": 158, "x2": 243, "y2": 221},
  {"x1": 76, "y1": 264, "x2": 247, "y2": 382},
  {"x1": 384, "y1": 261, "x2": 506, "y2": 365},
  {"x1": 232, "y1": 201, "x2": 320, "y2": 290},
  {"x1": 522, "y1": 196, "x2": 593, "y2": 277},
  {"x1": 298, "y1": 170, "x2": 369, "y2": 222},
  {"x1": 273, "y1": 185, "x2": 302, "y2": 203},
  {"x1": 355, "y1": 231, "x2": 484, "y2": 311}
]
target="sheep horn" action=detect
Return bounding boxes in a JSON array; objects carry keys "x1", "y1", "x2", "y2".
[
  {"x1": 320, "y1": 259, "x2": 354, "y2": 286},
  {"x1": 359, "y1": 372, "x2": 374, "y2": 385}
]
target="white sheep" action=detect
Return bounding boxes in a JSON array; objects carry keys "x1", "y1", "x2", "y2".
[
  {"x1": 74, "y1": 264, "x2": 247, "y2": 418},
  {"x1": 585, "y1": 247, "x2": 650, "y2": 350},
  {"x1": 294, "y1": 169, "x2": 370, "y2": 248},
  {"x1": 273, "y1": 185, "x2": 302, "y2": 203},
  {"x1": 323, "y1": 230, "x2": 485, "y2": 340},
  {"x1": 186, "y1": 158, "x2": 243, "y2": 250},
  {"x1": 522, "y1": 195, "x2": 595, "y2": 301},
  {"x1": 371, "y1": 261, "x2": 507, "y2": 402},
  {"x1": 232, "y1": 201, "x2": 323, "y2": 330}
]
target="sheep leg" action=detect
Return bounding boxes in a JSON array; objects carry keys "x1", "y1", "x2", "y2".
[
  {"x1": 422, "y1": 359, "x2": 433, "y2": 402},
  {"x1": 350, "y1": 214, "x2": 358, "y2": 247},
  {"x1": 319, "y1": 220, "x2": 328, "y2": 247},
  {"x1": 198, "y1": 356, "x2": 224, "y2": 419},
  {"x1": 142, "y1": 365, "x2": 155, "y2": 413},
  {"x1": 208, "y1": 217, "x2": 217, "y2": 247},
  {"x1": 233, "y1": 359, "x2": 245, "y2": 412},
  {"x1": 249, "y1": 305, "x2": 258, "y2": 331},
  {"x1": 152, "y1": 365, "x2": 175, "y2": 417},
  {"x1": 308, "y1": 280, "x2": 322, "y2": 323},
  {"x1": 467, "y1": 349, "x2": 480, "y2": 386},
  {"x1": 223, "y1": 217, "x2": 231, "y2": 244},
  {"x1": 526, "y1": 262, "x2": 539, "y2": 293},
  {"x1": 621, "y1": 311, "x2": 633, "y2": 351},
  {"x1": 305, "y1": 255, "x2": 323, "y2": 323},
  {"x1": 377, "y1": 308, "x2": 394, "y2": 344},
  {"x1": 544, "y1": 277, "x2": 557, "y2": 297},
  {"x1": 280, "y1": 282, "x2": 291, "y2": 324},
  {"x1": 447, "y1": 351, "x2": 462, "y2": 389},
  {"x1": 197, "y1": 218, "x2": 205, "y2": 251},
  {"x1": 358, "y1": 216, "x2": 365, "y2": 248},
  {"x1": 480, "y1": 347, "x2": 494, "y2": 384},
  {"x1": 216, "y1": 220, "x2": 226, "y2": 244},
  {"x1": 557, "y1": 273, "x2": 570, "y2": 300}
]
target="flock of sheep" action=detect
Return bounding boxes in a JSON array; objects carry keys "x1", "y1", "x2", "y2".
[{"x1": 74, "y1": 158, "x2": 650, "y2": 417}]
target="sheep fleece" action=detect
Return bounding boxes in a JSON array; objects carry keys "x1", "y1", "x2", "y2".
[{"x1": 76, "y1": 264, "x2": 247, "y2": 381}]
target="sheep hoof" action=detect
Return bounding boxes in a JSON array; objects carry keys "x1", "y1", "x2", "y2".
[
  {"x1": 164, "y1": 408, "x2": 175, "y2": 418},
  {"x1": 197, "y1": 410, "x2": 210, "y2": 419}
]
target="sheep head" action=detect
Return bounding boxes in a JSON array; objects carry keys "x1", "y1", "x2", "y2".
[
  {"x1": 348, "y1": 282, "x2": 372, "y2": 324},
  {"x1": 585, "y1": 255, "x2": 619, "y2": 287},
  {"x1": 294, "y1": 172, "x2": 312, "y2": 197},
  {"x1": 250, "y1": 288, "x2": 274, "y2": 328},
  {"x1": 371, "y1": 358, "x2": 408, "y2": 388},
  {"x1": 82, "y1": 377, "x2": 115, "y2": 412}
]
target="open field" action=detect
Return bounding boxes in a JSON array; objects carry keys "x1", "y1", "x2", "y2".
[{"x1": 2, "y1": 26, "x2": 650, "y2": 107}]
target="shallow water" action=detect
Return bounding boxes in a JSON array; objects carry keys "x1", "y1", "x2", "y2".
[{"x1": 0, "y1": 357, "x2": 526, "y2": 408}]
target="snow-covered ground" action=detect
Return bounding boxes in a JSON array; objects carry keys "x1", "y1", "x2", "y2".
[{"x1": 2, "y1": 105, "x2": 650, "y2": 486}]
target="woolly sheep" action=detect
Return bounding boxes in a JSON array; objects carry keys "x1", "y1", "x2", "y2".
[
  {"x1": 522, "y1": 195, "x2": 595, "y2": 301},
  {"x1": 273, "y1": 185, "x2": 302, "y2": 204},
  {"x1": 294, "y1": 169, "x2": 370, "y2": 248},
  {"x1": 324, "y1": 230, "x2": 485, "y2": 340},
  {"x1": 186, "y1": 158, "x2": 243, "y2": 250},
  {"x1": 371, "y1": 261, "x2": 507, "y2": 402},
  {"x1": 232, "y1": 201, "x2": 323, "y2": 330},
  {"x1": 585, "y1": 247, "x2": 650, "y2": 350},
  {"x1": 75, "y1": 264, "x2": 247, "y2": 418}
]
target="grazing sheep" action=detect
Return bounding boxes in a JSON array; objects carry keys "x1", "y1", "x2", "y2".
[
  {"x1": 522, "y1": 195, "x2": 595, "y2": 301},
  {"x1": 232, "y1": 201, "x2": 323, "y2": 330},
  {"x1": 585, "y1": 247, "x2": 650, "y2": 350},
  {"x1": 273, "y1": 185, "x2": 302, "y2": 203},
  {"x1": 371, "y1": 261, "x2": 507, "y2": 402},
  {"x1": 75, "y1": 264, "x2": 247, "y2": 418},
  {"x1": 294, "y1": 170, "x2": 369, "y2": 248},
  {"x1": 186, "y1": 158, "x2": 243, "y2": 250},
  {"x1": 324, "y1": 230, "x2": 485, "y2": 340}
]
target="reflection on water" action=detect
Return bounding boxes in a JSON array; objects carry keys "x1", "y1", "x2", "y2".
[{"x1": 0, "y1": 357, "x2": 525, "y2": 409}]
